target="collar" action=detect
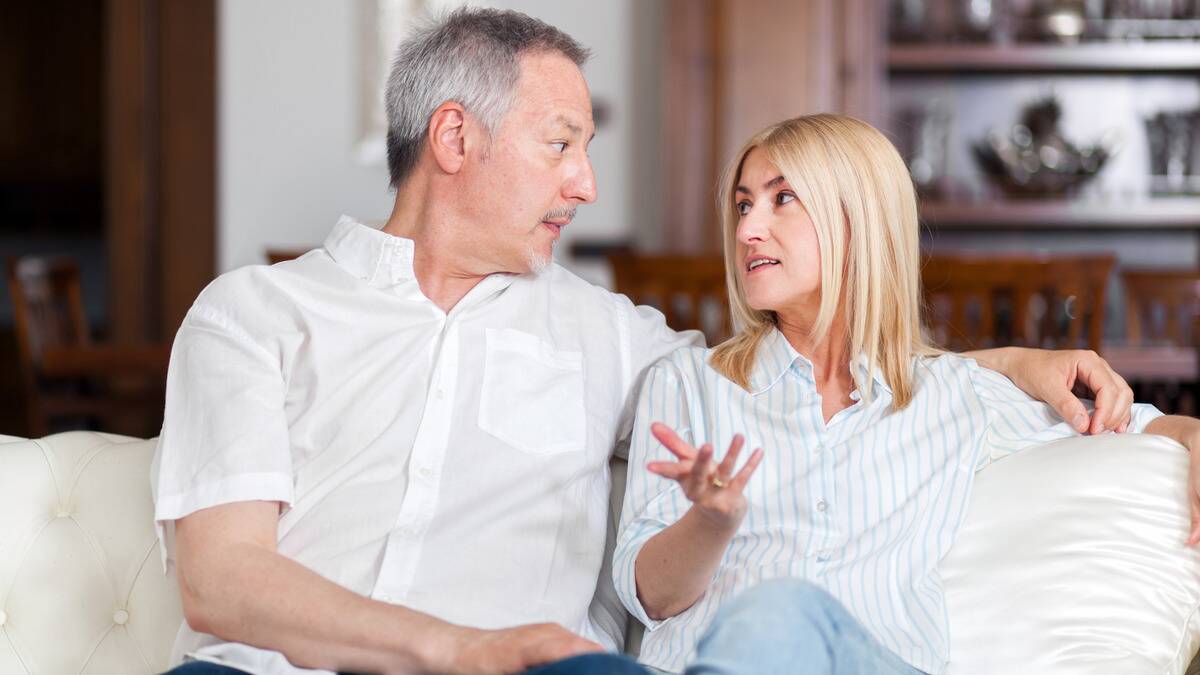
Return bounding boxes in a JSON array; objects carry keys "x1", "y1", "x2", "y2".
[
  {"x1": 748, "y1": 327, "x2": 892, "y2": 397},
  {"x1": 323, "y1": 215, "x2": 415, "y2": 288}
]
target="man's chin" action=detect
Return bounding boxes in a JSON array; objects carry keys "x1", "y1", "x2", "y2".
[{"x1": 525, "y1": 246, "x2": 554, "y2": 274}]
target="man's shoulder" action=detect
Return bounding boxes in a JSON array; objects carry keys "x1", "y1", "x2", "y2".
[{"x1": 194, "y1": 251, "x2": 340, "y2": 311}]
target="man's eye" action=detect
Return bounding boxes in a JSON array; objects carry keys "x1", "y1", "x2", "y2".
[
  {"x1": 736, "y1": 200, "x2": 751, "y2": 216},
  {"x1": 551, "y1": 141, "x2": 568, "y2": 153}
]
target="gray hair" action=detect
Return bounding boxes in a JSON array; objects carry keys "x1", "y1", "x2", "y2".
[{"x1": 384, "y1": 7, "x2": 590, "y2": 188}]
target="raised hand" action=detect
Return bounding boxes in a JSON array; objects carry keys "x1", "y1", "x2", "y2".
[{"x1": 646, "y1": 422, "x2": 764, "y2": 530}]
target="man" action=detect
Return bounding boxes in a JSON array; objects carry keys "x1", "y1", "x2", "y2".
[{"x1": 153, "y1": 8, "x2": 1135, "y2": 675}]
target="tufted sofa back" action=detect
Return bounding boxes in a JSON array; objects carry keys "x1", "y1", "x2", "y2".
[
  {"x1": 0, "y1": 433, "x2": 181, "y2": 674},
  {"x1": 3, "y1": 431, "x2": 1200, "y2": 674}
]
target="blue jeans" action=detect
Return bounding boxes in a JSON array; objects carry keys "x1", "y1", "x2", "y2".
[
  {"x1": 683, "y1": 579, "x2": 924, "y2": 675},
  {"x1": 162, "y1": 663, "x2": 247, "y2": 674},
  {"x1": 541, "y1": 580, "x2": 923, "y2": 675}
]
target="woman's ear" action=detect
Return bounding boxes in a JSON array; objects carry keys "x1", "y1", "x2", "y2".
[{"x1": 427, "y1": 101, "x2": 467, "y2": 174}]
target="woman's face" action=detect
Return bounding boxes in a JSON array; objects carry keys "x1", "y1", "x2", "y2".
[{"x1": 734, "y1": 147, "x2": 822, "y2": 318}]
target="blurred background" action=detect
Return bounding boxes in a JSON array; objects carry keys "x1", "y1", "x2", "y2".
[{"x1": 2, "y1": 0, "x2": 1198, "y2": 438}]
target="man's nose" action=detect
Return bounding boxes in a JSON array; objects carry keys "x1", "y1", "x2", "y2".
[{"x1": 567, "y1": 156, "x2": 597, "y2": 204}]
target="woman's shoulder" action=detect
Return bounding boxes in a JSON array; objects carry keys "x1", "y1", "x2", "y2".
[
  {"x1": 910, "y1": 351, "x2": 984, "y2": 391},
  {"x1": 650, "y1": 345, "x2": 720, "y2": 380}
]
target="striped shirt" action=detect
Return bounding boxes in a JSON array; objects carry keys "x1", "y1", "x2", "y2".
[{"x1": 614, "y1": 328, "x2": 1162, "y2": 674}]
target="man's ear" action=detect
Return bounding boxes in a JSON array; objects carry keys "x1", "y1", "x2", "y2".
[{"x1": 427, "y1": 102, "x2": 467, "y2": 174}]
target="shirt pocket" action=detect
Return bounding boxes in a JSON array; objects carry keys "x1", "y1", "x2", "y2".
[{"x1": 478, "y1": 328, "x2": 586, "y2": 456}]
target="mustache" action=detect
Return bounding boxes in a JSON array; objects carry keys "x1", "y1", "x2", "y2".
[{"x1": 542, "y1": 206, "x2": 577, "y2": 222}]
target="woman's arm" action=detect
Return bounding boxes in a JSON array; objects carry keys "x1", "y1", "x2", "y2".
[
  {"x1": 633, "y1": 424, "x2": 763, "y2": 620},
  {"x1": 967, "y1": 347, "x2": 1134, "y2": 435},
  {"x1": 1144, "y1": 415, "x2": 1200, "y2": 545}
]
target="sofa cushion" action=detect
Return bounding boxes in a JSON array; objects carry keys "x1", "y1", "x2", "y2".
[
  {"x1": 944, "y1": 432, "x2": 1200, "y2": 674},
  {"x1": 0, "y1": 432, "x2": 181, "y2": 675}
]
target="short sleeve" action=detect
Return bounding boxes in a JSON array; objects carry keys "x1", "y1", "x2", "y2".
[
  {"x1": 612, "y1": 358, "x2": 698, "y2": 629},
  {"x1": 150, "y1": 298, "x2": 295, "y2": 569},
  {"x1": 970, "y1": 361, "x2": 1164, "y2": 471},
  {"x1": 612, "y1": 294, "x2": 705, "y2": 458}
]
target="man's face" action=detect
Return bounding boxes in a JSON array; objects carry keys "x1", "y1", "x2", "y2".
[{"x1": 459, "y1": 51, "x2": 597, "y2": 274}]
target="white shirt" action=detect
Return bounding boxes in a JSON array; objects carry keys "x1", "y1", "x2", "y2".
[
  {"x1": 614, "y1": 329, "x2": 1163, "y2": 674},
  {"x1": 151, "y1": 216, "x2": 700, "y2": 675}
]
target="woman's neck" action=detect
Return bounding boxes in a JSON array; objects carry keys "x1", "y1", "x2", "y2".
[{"x1": 777, "y1": 311, "x2": 856, "y2": 422}]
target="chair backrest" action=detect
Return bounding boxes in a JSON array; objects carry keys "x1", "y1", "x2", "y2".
[
  {"x1": 265, "y1": 249, "x2": 307, "y2": 265},
  {"x1": 921, "y1": 253, "x2": 1115, "y2": 353},
  {"x1": 1122, "y1": 269, "x2": 1200, "y2": 348},
  {"x1": 7, "y1": 256, "x2": 89, "y2": 360},
  {"x1": 608, "y1": 253, "x2": 731, "y2": 344}
]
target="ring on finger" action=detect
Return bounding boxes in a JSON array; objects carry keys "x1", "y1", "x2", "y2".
[{"x1": 710, "y1": 474, "x2": 726, "y2": 488}]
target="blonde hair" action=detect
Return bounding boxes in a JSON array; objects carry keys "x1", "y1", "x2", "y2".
[{"x1": 709, "y1": 114, "x2": 936, "y2": 410}]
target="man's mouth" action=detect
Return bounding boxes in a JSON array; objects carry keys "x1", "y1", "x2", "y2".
[
  {"x1": 541, "y1": 207, "x2": 576, "y2": 236},
  {"x1": 542, "y1": 220, "x2": 567, "y2": 235}
]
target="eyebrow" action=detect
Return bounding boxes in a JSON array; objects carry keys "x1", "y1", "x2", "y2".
[
  {"x1": 554, "y1": 115, "x2": 586, "y2": 139},
  {"x1": 734, "y1": 175, "x2": 786, "y2": 195}
]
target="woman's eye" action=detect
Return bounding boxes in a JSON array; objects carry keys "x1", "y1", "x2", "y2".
[
  {"x1": 551, "y1": 141, "x2": 568, "y2": 153},
  {"x1": 736, "y1": 201, "x2": 751, "y2": 216},
  {"x1": 777, "y1": 192, "x2": 795, "y2": 205}
]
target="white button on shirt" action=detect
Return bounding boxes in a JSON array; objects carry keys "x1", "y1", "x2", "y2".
[
  {"x1": 615, "y1": 329, "x2": 1163, "y2": 675},
  {"x1": 151, "y1": 216, "x2": 700, "y2": 675}
]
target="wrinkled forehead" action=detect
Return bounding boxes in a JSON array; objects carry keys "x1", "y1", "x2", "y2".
[{"x1": 508, "y1": 51, "x2": 594, "y2": 129}]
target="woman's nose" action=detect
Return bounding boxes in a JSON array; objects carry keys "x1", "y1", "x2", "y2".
[{"x1": 737, "y1": 208, "x2": 769, "y2": 244}]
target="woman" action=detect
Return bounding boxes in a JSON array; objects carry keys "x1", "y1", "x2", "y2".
[{"x1": 613, "y1": 114, "x2": 1199, "y2": 675}]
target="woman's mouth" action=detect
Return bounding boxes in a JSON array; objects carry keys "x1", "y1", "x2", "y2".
[{"x1": 746, "y1": 257, "x2": 780, "y2": 273}]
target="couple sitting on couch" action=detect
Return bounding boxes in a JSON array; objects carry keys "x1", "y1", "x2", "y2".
[{"x1": 151, "y1": 8, "x2": 1200, "y2": 675}]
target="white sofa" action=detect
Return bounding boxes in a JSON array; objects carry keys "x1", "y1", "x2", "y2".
[{"x1": 2, "y1": 431, "x2": 1199, "y2": 674}]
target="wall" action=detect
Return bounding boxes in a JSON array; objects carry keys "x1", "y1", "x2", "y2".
[{"x1": 218, "y1": 0, "x2": 662, "y2": 282}]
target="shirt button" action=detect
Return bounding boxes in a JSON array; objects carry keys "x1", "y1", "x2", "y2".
[
  {"x1": 435, "y1": 389, "x2": 445, "y2": 400},
  {"x1": 418, "y1": 467, "x2": 434, "y2": 479},
  {"x1": 399, "y1": 527, "x2": 417, "y2": 538},
  {"x1": 816, "y1": 500, "x2": 828, "y2": 512},
  {"x1": 817, "y1": 549, "x2": 831, "y2": 561}
]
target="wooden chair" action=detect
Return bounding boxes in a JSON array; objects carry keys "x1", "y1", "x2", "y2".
[
  {"x1": 265, "y1": 248, "x2": 309, "y2": 265},
  {"x1": 608, "y1": 253, "x2": 731, "y2": 344},
  {"x1": 7, "y1": 255, "x2": 171, "y2": 437},
  {"x1": 1118, "y1": 268, "x2": 1200, "y2": 415},
  {"x1": 921, "y1": 253, "x2": 1116, "y2": 353},
  {"x1": 1122, "y1": 269, "x2": 1200, "y2": 349}
]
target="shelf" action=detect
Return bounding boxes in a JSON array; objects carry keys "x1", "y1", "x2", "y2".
[
  {"x1": 889, "y1": 42, "x2": 1200, "y2": 73},
  {"x1": 919, "y1": 197, "x2": 1200, "y2": 228}
]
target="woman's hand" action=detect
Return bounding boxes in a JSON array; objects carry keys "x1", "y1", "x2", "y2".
[{"x1": 646, "y1": 422, "x2": 764, "y2": 530}]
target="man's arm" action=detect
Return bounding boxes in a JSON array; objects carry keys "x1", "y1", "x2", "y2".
[
  {"x1": 1143, "y1": 415, "x2": 1200, "y2": 546},
  {"x1": 967, "y1": 347, "x2": 1134, "y2": 436},
  {"x1": 175, "y1": 501, "x2": 600, "y2": 675}
]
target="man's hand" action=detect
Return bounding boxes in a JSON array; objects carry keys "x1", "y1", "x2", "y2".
[
  {"x1": 970, "y1": 347, "x2": 1134, "y2": 435},
  {"x1": 1144, "y1": 416, "x2": 1200, "y2": 547},
  {"x1": 441, "y1": 623, "x2": 603, "y2": 675}
]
